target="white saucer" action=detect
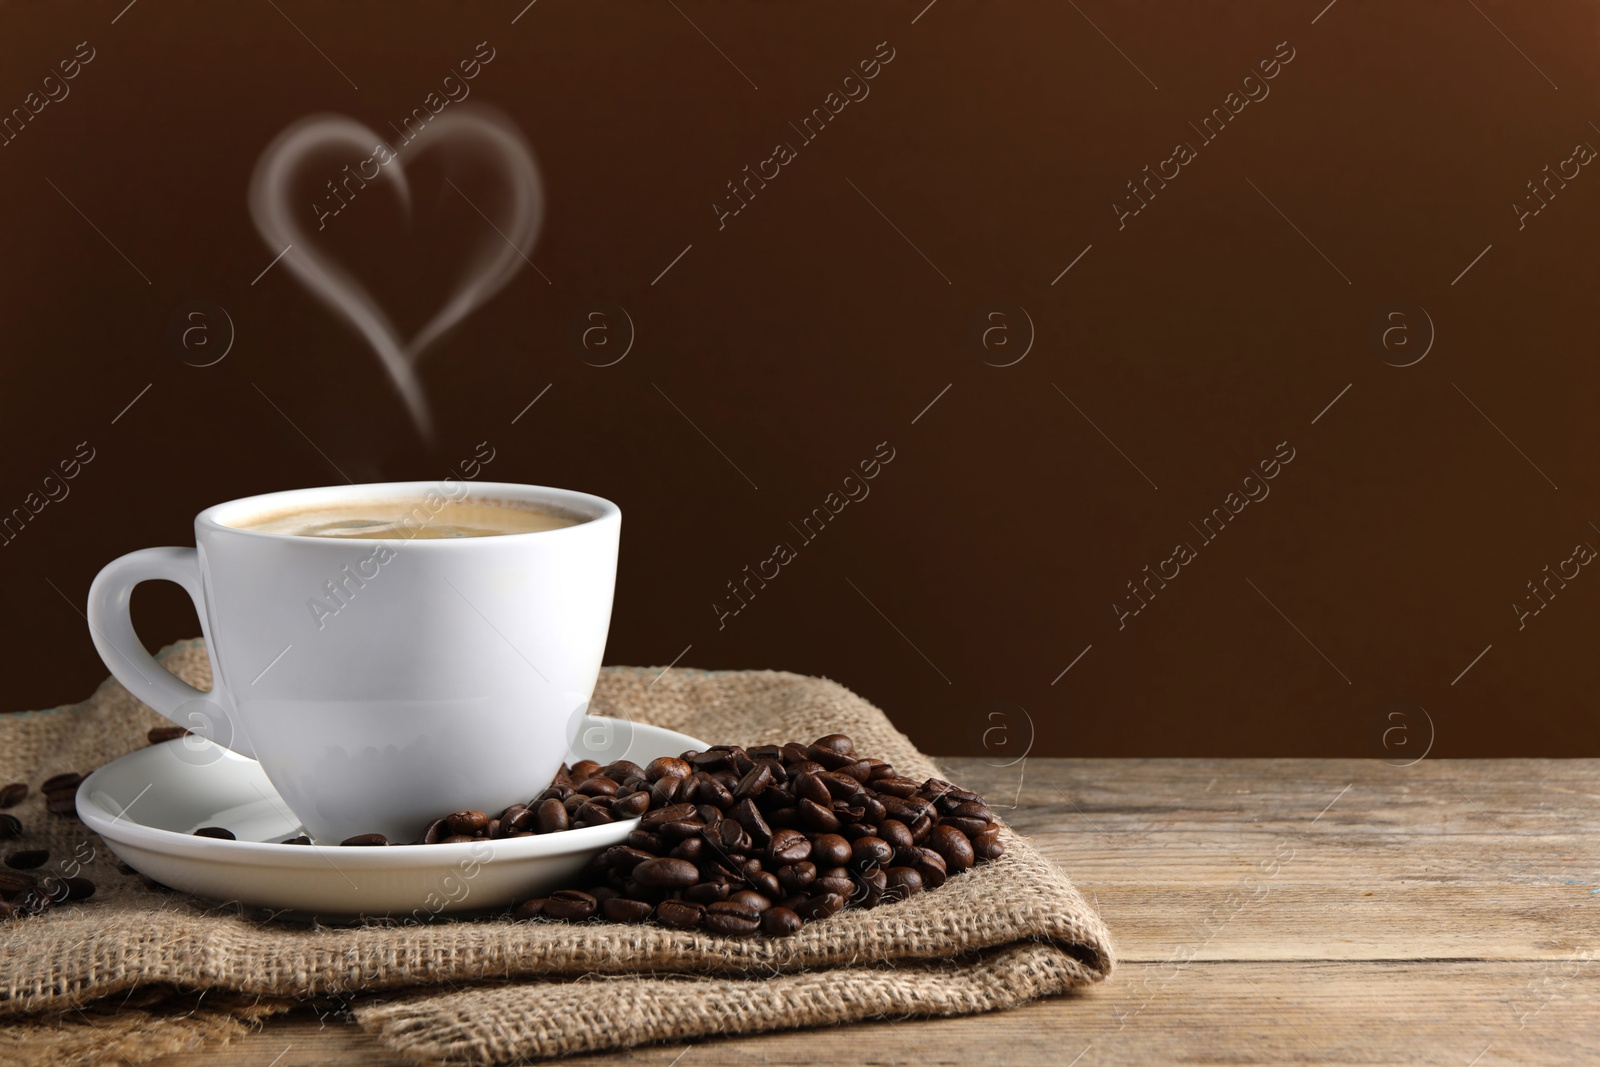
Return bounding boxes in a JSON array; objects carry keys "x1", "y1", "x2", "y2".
[{"x1": 76, "y1": 716, "x2": 707, "y2": 920}]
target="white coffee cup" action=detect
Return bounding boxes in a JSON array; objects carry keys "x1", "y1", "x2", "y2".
[{"x1": 86, "y1": 480, "x2": 620, "y2": 844}]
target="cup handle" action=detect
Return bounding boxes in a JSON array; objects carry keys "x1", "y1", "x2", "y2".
[{"x1": 86, "y1": 546, "x2": 255, "y2": 759}]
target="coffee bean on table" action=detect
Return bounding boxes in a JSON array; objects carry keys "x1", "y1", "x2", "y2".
[
  {"x1": 5, "y1": 850, "x2": 48, "y2": 870},
  {"x1": 0, "y1": 783, "x2": 27, "y2": 808},
  {"x1": 340, "y1": 833, "x2": 388, "y2": 846},
  {"x1": 0, "y1": 814, "x2": 22, "y2": 840},
  {"x1": 192, "y1": 826, "x2": 235, "y2": 840}
]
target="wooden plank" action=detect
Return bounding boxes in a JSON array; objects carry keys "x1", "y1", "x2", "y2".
[{"x1": 128, "y1": 759, "x2": 1600, "y2": 1065}]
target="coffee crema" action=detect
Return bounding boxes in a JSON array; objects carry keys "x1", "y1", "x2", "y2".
[{"x1": 232, "y1": 498, "x2": 584, "y2": 540}]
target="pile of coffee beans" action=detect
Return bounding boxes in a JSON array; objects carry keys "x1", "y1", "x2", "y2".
[
  {"x1": 0, "y1": 775, "x2": 96, "y2": 919},
  {"x1": 504, "y1": 734, "x2": 1004, "y2": 936}
]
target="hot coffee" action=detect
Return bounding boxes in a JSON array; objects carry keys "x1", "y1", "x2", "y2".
[{"x1": 231, "y1": 498, "x2": 583, "y2": 540}]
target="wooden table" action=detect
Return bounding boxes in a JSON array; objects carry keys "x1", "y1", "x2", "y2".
[{"x1": 151, "y1": 758, "x2": 1600, "y2": 1065}]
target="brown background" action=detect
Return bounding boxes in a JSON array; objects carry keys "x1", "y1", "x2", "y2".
[{"x1": 2, "y1": 0, "x2": 1597, "y2": 759}]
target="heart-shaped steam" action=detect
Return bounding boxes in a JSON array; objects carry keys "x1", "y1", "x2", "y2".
[{"x1": 248, "y1": 105, "x2": 543, "y2": 441}]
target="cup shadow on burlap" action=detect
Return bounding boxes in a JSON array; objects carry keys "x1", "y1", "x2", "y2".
[{"x1": 0, "y1": 640, "x2": 1114, "y2": 1066}]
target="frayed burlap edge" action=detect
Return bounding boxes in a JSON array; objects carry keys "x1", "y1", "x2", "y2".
[
  {"x1": 0, "y1": 990, "x2": 296, "y2": 1067},
  {"x1": 358, "y1": 940, "x2": 1096, "y2": 1065}
]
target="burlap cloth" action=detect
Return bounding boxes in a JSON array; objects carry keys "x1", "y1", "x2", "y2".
[{"x1": 0, "y1": 640, "x2": 1114, "y2": 1065}]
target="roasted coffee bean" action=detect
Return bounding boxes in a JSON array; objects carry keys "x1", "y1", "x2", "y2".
[
  {"x1": 420, "y1": 818, "x2": 448, "y2": 844},
  {"x1": 871, "y1": 775, "x2": 921, "y2": 799},
  {"x1": 281, "y1": 836, "x2": 312, "y2": 846},
  {"x1": 852, "y1": 866, "x2": 887, "y2": 908},
  {"x1": 840, "y1": 822, "x2": 878, "y2": 843},
  {"x1": 4, "y1": 850, "x2": 48, "y2": 870},
  {"x1": 730, "y1": 798, "x2": 772, "y2": 847},
  {"x1": 563, "y1": 793, "x2": 588, "y2": 815},
  {"x1": 794, "y1": 891, "x2": 845, "y2": 921},
  {"x1": 836, "y1": 760, "x2": 875, "y2": 783},
  {"x1": 0, "y1": 900, "x2": 14, "y2": 920},
  {"x1": 193, "y1": 826, "x2": 235, "y2": 840},
  {"x1": 576, "y1": 776, "x2": 620, "y2": 798},
  {"x1": 46, "y1": 794, "x2": 77, "y2": 817},
  {"x1": 928, "y1": 824, "x2": 975, "y2": 872},
  {"x1": 972, "y1": 828, "x2": 1005, "y2": 861},
  {"x1": 812, "y1": 734, "x2": 855, "y2": 757},
  {"x1": 0, "y1": 783, "x2": 25, "y2": 808},
  {"x1": 634, "y1": 856, "x2": 699, "y2": 888},
  {"x1": 685, "y1": 880, "x2": 730, "y2": 904},
  {"x1": 340, "y1": 833, "x2": 388, "y2": 846},
  {"x1": 728, "y1": 888, "x2": 772, "y2": 913},
  {"x1": 703, "y1": 900, "x2": 762, "y2": 936},
  {"x1": 14, "y1": 888, "x2": 52, "y2": 915},
  {"x1": 646, "y1": 756, "x2": 692, "y2": 781},
  {"x1": 777, "y1": 860, "x2": 817, "y2": 894},
  {"x1": 761, "y1": 905, "x2": 803, "y2": 936},
  {"x1": 780, "y1": 742, "x2": 811, "y2": 764},
  {"x1": 147, "y1": 726, "x2": 191, "y2": 744},
  {"x1": 810, "y1": 833, "x2": 851, "y2": 868},
  {"x1": 951, "y1": 800, "x2": 995, "y2": 822},
  {"x1": 877, "y1": 819, "x2": 914, "y2": 851},
  {"x1": 544, "y1": 889, "x2": 598, "y2": 920},
  {"x1": 649, "y1": 777, "x2": 682, "y2": 806},
  {"x1": 867, "y1": 761, "x2": 896, "y2": 780},
  {"x1": 903, "y1": 846, "x2": 949, "y2": 888},
  {"x1": 641, "y1": 803, "x2": 697, "y2": 830},
  {"x1": 445, "y1": 811, "x2": 488, "y2": 835},
  {"x1": 732, "y1": 762, "x2": 773, "y2": 801},
  {"x1": 500, "y1": 806, "x2": 534, "y2": 833},
  {"x1": 601, "y1": 760, "x2": 647, "y2": 783},
  {"x1": 797, "y1": 798, "x2": 840, "y2": 833},
  {"x1": 41, "y1": 772, "x2": 83, "y2": 795},
  {"x1": 569, "y1": 760, "x2": 602, "y2": 781},
  {"x1": 748, "y1": 745, "x2": 783, "y2": 762},
  {"x1": 0, "y1": 870, "x2": 39, "y2": 898},
  {"x1": 769, "y1": 828, "x2": 812, "y2": 865},
  {"x1": 572, "y1": 802, "x2": 615, "y2": 827},
  {"x1": 804, "y1": 745, "x2": 854, "y2": 770},
  {"x1": 749, "y1": 871, "x2": 782, "y2": 899},
  {"x1": 485, "y1": 818, "x2": 503, "y2": 838},
  {"x1": 668, "y1": 836, "x2": 706, "y2": 861},
  {"x1": 611, "y1": 792, "x2": 651, "y2": 818},
  {"x1": 626, "y1": 830, "x2": 665, "y2": 853},
  {"x1": 696, "y1": 776, "x2": 734, "y2": 809},
  {"x1": 815, "y1": 866, "x2": 855, "y2": 898},
  {"x1": 793, "y1": 773, "x2": 831, "y2": 806},
  {"x1": 656, "y1": 898, "x2": 705, "y2": 930},
  {"x1": 818, "y1": 771, "x2": 863, "y2": 799},
  {"x1": 850, "y1": 836, "x2": 893, "y2": 870},
  {"x1": 590, "y1": 885, "x2": 621, "y2": 904},
  {"x1": 55, "y1": 876, "x2": 95, "y2": 902},
  {"x1": 512, "y1": 898, "x2": 547, "y2": 921},
  {"x1": 535, "y1": 798, "x2": 570, "y2": 834},
  {"x1": 941, "y1": 816, "x2": 991, "y2": 837},
  {"x1": 882, "y1": 866, "x2": 923, "y2": 903},
  {"x1": 601, "y1": 896, "x2": 654, "y2": 923},
  {"x1": 712, "y1": 819, "x2": 749, "y2": 853}
]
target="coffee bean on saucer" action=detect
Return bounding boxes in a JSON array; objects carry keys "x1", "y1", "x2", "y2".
[
  {"x1": 0, "y1": 783, "x2": 27, "y2": 808},
  {"x1": 543, "y1": 889, "x2": 597, "y2": 921},
  {"x1": 534, "y1": 798, "x2": 569, "y2": 834},
  {"x1": 340, "y1": 833, "x2": 388, "y2": 846},
  {"x1": 444, "y1": 811, "x2": 488, "y2": 836},
  {"x1": 568, "y1": 760, "x2": 602, "y2": 781},
  {"x1": 41, "y1": 772, "x2": 83, "y2": 795},
  {"x1": 193, "y1": 826, "x2": 235, "y2": 840},
  {"x1": 5, "y1": 850, "x2": 48, "y2": 870},
  {"x1": 281, "y1": 836, "x2": 312, "y2": 846},
  {"x1": 146, "y1": 726, "x2": 191, "y2": 744},
  {"x1": 0, "y1": 814, "x2": 22, "y2": 840}
]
